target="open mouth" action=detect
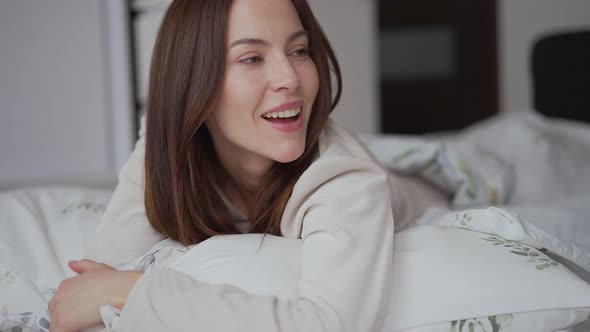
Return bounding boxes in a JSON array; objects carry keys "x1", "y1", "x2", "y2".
[{"x1": 261, "y1": 107, "x2": 302, "y2": 123}]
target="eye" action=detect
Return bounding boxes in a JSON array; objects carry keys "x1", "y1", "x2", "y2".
[
  {"x1": 240, "y1": 56, "x2": 263, "y2": 65},
  {"x1": 290, "y1": 48, "x2": 310, "y2": 57}
]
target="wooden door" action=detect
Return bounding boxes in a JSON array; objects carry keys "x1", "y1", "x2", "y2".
[{"x1": 379, "y1": 0, "x2": 498, "y2": 134}]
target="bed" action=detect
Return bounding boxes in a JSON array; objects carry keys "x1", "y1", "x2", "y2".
[
  {"x1": 1, "y1": 108, "x2": 590, "y2": 332},
  {"x1": 2, "y1": 29, "x2": 590, "y2": 332}
]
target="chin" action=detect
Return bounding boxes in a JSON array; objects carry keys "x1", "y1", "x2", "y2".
[{"x1": 271, "y1": 141, "x2": 306, "y2": 164}]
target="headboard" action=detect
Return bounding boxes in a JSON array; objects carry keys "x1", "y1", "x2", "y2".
[{"x1": 532, "y1": 31, "x2": 590, "y2": 124}]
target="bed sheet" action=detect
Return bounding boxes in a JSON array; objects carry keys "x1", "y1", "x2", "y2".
[{"x1": 1, "y1": 188, "x2": 589, "y2": 332}]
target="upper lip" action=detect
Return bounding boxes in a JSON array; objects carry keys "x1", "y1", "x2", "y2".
[{"x1": 262, "y1": 100, "x2": 304, "y2": 116}]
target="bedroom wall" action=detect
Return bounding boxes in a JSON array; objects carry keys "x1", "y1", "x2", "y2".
[
  {"x1": 310, "y1": 0, "x2": 590, "y2": 123},
  {"x1": 498, "y1": 0, "x2": 590, "y2": 112},
  {"x1": 0, "y1": 0, "x2": 134, "y2": 190},
  {"x1": 0, "y1": 0, "x2": 375, "y2": 189},
  {"x1": 307, "y1": 0, "x2": 378, "y2": 134},
  {"x1": 309, "y1": 0, "x2": 590, "y2": 121},
  {"x1": 306, "y1": 0, "x2": 590, "y2": 125},
  {"x1": 3, "y1": 0, "x2": 588, "y2": 189}
]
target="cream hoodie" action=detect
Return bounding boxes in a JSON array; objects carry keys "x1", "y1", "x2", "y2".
[{"x1": 87, "y1": 117, "x2": 448, "y2": 332}]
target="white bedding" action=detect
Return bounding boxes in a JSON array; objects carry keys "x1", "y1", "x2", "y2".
[
  {"x1": 2, "y1": 110, "x2": 590, "y2": 331},
  {"x1": 1, "y1": 189, "x2": 589, "y2": 331},
  {"x1": 363, "y1": 110, "x2": 590, "y2": 269}
]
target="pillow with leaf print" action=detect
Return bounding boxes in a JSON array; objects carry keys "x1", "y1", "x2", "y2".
[
  {"x1": 381, "y1": 225, "x2": 590, "y2": 331},
  {"x1": 123, "y1": 221, "x2": 590, "y2": 331}
]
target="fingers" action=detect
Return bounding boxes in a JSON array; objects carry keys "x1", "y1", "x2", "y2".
[
  {"x1": 48, "y1": 278, "x2": 82, "y2": 332},
  {"x1": 49, "y1": 272, "x2": 109, "y2": 332},
  {"x1": 48, "y1": 293, "x2": 59, "y2": 332},
  {"x1": 48, "y1": 296, "x2": 55, "y2": 314},
  {"x1": 68, "y1": 259, "x2": 111, "y2": 274}
]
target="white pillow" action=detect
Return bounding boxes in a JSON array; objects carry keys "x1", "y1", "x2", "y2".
[
  {"x1": 383, "y1": 226, "x2": 590, "y2": 330},
  {"x1": 501, "y1": 204, "x2": 590, "y2": 273},
  {"x1": 417, "y1": 206, "x2": 590, "y2": 273},
  {"x1": 398, "y1": 309, "x2": 590, "y2": 332},
  {"x1": 142, "y1": 226, "x2": 590, "y2": 331}
]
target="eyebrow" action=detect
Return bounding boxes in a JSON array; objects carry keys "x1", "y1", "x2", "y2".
[{"x1": 227, "y1": 30, "x2": 309, "y2": 50}]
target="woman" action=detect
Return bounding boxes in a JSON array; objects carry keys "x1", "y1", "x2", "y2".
[{"x1": 48, "y1": 0, "x2": 448, "y2": 331}]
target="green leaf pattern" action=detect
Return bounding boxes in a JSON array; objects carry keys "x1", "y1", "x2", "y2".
[
  {"x1": 455, "y1": 212, "x2": 474, "y2": 229},
  {"x1": 419, "y1": 156, "x2": 438, "y2": 172},
  {"x1": 62, "y1": 201, "x2": 106, "y2": 214},
  {"x1": 457, "y1": 160, "x2": 477, "y2": 199},
  {"x1": 0, "y1": 269, "x2": 18, "y2": 289},
  {"x1": 487, "y1": 184, "x2": 499, "y2": 205},
  {"x1": 39, "y1": 288, "x2": 56, "y2": 302},
  {"x1": 481, "y1": 236, "x2": 559, "y2": 270},
  {"x1": 450, "y1": 314, "x2": 513, "y2": 332},
  {"x1": 392, "y1": 148, "x2": 439, "y2": 172},
  {"x1": 107, "y1": 312, "x2": 121, "y2": 331},
  {"x1": 393, "y1": 148, "x2": 419, "y2": 163}
]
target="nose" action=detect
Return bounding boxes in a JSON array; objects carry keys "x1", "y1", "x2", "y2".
[{"x1": 269, "y1": 55, "x2": 299, "y2": 92}]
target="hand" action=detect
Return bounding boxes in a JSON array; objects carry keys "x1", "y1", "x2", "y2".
[{"x1": 48, "y1": 259, "x2": 143, "y2": 332}]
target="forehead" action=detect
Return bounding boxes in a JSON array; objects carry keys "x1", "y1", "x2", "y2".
[{"x1": 227, "y1": 0, "x2": 303, "y2": 41}]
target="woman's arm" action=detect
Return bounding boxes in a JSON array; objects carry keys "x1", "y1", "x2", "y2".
[
  {"x1": 116, "y1": 160, "x2": 394, "y2": 332},
  {"x1": 48, "y1": 260, "x2": 143, "y2": 332},
  {"x1": 86, "y1": 116, "x2": 164, "y2": 267}
]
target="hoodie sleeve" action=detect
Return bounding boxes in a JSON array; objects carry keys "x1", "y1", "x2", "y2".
[{"x1": 86, "y1": 116, "x2": 164, "y2": 267}]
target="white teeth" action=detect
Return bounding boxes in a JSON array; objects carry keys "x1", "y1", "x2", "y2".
[{"x1": 262, "y1": 107, "x2": 301, "y2": 119}]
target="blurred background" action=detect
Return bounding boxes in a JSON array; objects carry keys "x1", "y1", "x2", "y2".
[{"x1": 1, "y1": 0, "x2": 589, "y2": 190}]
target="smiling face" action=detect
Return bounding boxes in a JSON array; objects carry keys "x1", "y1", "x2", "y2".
[{"x1": 206, "y1": 0, "x2": 319, "y2": 173}]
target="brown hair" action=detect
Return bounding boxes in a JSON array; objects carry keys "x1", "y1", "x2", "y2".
[{"x1": 144, "y1": 0, "x2": 342, "y2": 246}]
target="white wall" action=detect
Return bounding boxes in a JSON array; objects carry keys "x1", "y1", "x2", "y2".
[
  {"x1": 0, "y1": 0, "x2": 134, "y2": 189},
  {"x1": 4, "y1": 0, "x2": 588, "y2": 189},
  {"x1": 308, "y1": 0, "x2": 378, "y2": 134},
  {"x1": 498, "y1": 0, "x2": 590, "y2": 112}
]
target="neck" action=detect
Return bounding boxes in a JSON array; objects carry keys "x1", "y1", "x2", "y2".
[
  {"x1": 223, "y1": 160, "x2": 268, "y2": 196},
  {"x1": 215, "y1": 148, "x2": 274, "y2": 217}
]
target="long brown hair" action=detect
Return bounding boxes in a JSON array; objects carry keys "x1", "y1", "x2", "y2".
[{"x1": 144, "y1": 0, "x2": 342, "y2": 246}]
